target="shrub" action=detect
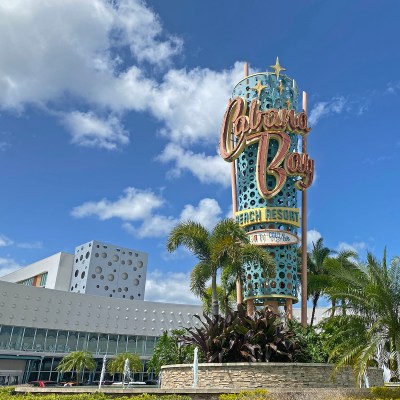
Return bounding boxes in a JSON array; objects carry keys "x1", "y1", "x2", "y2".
[
  {"x1": 181, "y1": 304, "x2": 296, "y2": 363},
  {"x1": 219, "y1": 390, "x2": 270, "y2": 400},
  {"x1": 371, "y1": 386, "x2": 400, "y2": 399}
]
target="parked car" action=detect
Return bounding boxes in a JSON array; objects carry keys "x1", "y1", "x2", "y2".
[{"x1": 30, "y1": 381, "x2": 60, "y2": 387}]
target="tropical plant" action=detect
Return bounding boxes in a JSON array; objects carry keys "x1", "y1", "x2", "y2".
[
  {"x1": 181, "y1": 304, "x2": 296, "y2": 363},
  {"x1": 56, "y1": 351, "x2": 96, "y2": 383},
  {"x1": 288, "y1": 319, "x2": 328, "y2": 363},
  {"x1": 147, "y1": 330, "x2": 197, "y2": 376},
  {"x1": 107, "y1": 352, "x2": 142, "y2": 375},
  {"x1": 306, "y1": 238, "x2": 333, "y2": 326},
  {"x1": 201, "y1": 284, "x2": 236, "y2": 316},
  {"x1": 167, "y1": 219, "x2": 275, "y2": 317},
  {"x1": 322, "y1": 250, "x2": 400, "y2": 384}
]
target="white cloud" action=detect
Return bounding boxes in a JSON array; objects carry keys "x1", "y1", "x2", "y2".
[
  {"x1": 17, "y1": 241, "x2": 43, "y2": 249},
  {"x1": 386, "y1": 81, "x2": 400, "y2": 94},
  {"x1": 158, "y1": 143, "x2": 231, "y2": 186},
  {"x1": 0, "y1": 257, "x2": 22, "y2": 278},
  {"x1": 0, "y1": 0, "x2": 180, "y2": 110},
  {"x1": 0, "y1": 0, "x2": 247, "y2": 188},
  {"x1": 0, "y1": 235, "x2": 13, "y2": 247},
  {"x1": 306, "y1": 229, "x2": 322, "y2": 250},
  {"x1": 64, "y1": 112, "x2": 129, "y2": 150},
  {"x1": 125, "y1": 197, "x2": 222, "y2": 238},
  {"x1": 144, "y1": 270, "x2": 200, "y2": 304},
  {"x1": 114, "y1": 0, "x2": 183, "y2": 65},
  {"x1": 72, "y1": 187, "x2": 223, "y2": 238},
  {"x1": 180, "y1": 198, "x2": 222, "y2": 231},
  {"x1": 336, "y1": 241, "x2": 367, "y2": 254},
  {"x1": 71, "y1": 187, "x2": 164, "y2": 221},
  {"x1": 0, "y1": 142, "x2": 10, "y2": 151},
  {"x1": 150, "y1": 63, "x2": 244, "y2": 146},
  {"x1": 309, "y1": 97, "x2": 346, "y2": 126},
  {"x1": 123, "y1": 214, "x2": 178, "y2": 239}
]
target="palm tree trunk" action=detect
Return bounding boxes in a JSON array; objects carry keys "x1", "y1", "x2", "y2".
[
  {"x1": 310, "y1": 292, "x2": 320, "y2": 327},
  {"x1": 330, "y1": 298, "x2": 336, "y2": 317},
  {"x1": 236, "y1": 276, "x2": 243, "y2": 308},
  {"x1": 211, "y1": 272, "x2": 219, "y2": 318}
]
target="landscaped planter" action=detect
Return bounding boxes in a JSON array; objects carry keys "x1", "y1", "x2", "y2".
[{"x1": 160, "y1": 362, "x2": 383, "y2": 389}]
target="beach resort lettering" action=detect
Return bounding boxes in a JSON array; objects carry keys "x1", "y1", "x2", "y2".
[{"x1": 235, "y1": 207, "x2": 300, "y2": 228}]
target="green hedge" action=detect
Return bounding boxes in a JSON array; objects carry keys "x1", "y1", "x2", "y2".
[
  {"x1": 2, "y1": 387, "x2": 400, "y2": 400},
  {"x1": 0, "y1": 389, "x2": 190, "y2": 400}
]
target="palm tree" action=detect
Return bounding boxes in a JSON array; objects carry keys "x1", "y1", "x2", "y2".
[
  {"x1": 107, "y1": 352, "x2": 142, "y2": 377},
  {"x1": 201, "y1": 284, "x2": 236, "y2": 316},
  {"x1": 306, "y1": 238, "x2": 333, "y2": 326},
  {"x1": 56, "y1": 351, "x2": 96, "y2": 383},
  {"x1": 323, "y1": 250, "x2": 358, "y2": 317},
  {"x1": 167, "y1": 219, "x2": 275, "y2": 317},
  {"x1": 324, "y1": 250, "x2": 400, "y2": 383}
]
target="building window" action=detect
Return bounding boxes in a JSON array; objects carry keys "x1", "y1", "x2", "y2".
[{"x1": 39, "y1": 272, "x2": 48, "y2": 287}]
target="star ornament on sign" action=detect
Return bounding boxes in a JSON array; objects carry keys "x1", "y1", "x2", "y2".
[
  {"x1": 251, "y1": 80, "x2": 268, "y2": 98},
  {"x1": 270, "y1": 57, "x2": 286, "y2": 80}
]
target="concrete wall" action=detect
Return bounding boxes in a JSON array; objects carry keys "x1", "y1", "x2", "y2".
[
  {"x1": 0, "y1": 280, "x2": 203, "y2": 336},
  {"x1": 161, "y1": 363, "x2": 383, "y2": 389},
  {"x1": 70, "y1": 240, "x2": 147, "y2": 300}
]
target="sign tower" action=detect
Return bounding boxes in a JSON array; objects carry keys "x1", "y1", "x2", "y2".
[{"x1": 219, "y1": 59, "x2": 314, "y2": 322}]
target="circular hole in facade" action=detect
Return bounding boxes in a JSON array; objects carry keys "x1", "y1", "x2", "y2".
[
  {"x1": 137, "y1": 261, "x2": 144, "y2": 268},
  {"x1": 127, "y1": 260, "x2": 132, "y2": 265},
  {"x1": 104, "y1": 286, "x2": 109, "y2": 291},
  {"x1": 74, "y1": 283, "x2": 78, "y2": 288},
  {"x1": 95, "y1": 266, "x2": 102, "y2": 274},
  {"x1": 279, "y1": 272, "x2": 285, "y2": 279},
  {"x1": 101, "y1": 252, "x2": 107, "y2": 258},
  {"x1": 121, "y1": 260, "x2": 125, "y2": 265},
  {"x1": 80, "y1": 255, "x2": 83, "y2": 261},
  {"x1": 133, "y1": 267, "x2": 137, "y2": 271},
  {"x1": 124, "y1": 287, "x2": 128, "y2": 292},
  {"x1": 91, "y1": 274, "x2": 96, "y2": 279},
  {"x1": 133, "y1": 279, "x2": 139, "y2": 286},
  {"x1": 130, "y1": 296, "x2": 134, "y2": 300},
  {"x1": 95, "y1": 253, "x2": 99, "y2": 257},
  {"x1": 108, "y1": 274, "x2": 114, "y2": 282},
  {"x1": 96, "y1": 285, "x2": 99, "y2": 288},
  {"x1": 74, "y1": 270, "x2": 79, "y2": 277},
  {"x1": 118, "y1": 288, "x2": 122, "y2": 292},
  {"x1": 113, "y1": 255, "x2": 119, "y2": 262},
  {"x1": 107, "y1": 261, "x2": 112, "y2": 266},
  {"x1": 71, "y1": 286, "x2": 74, "y2": 291},
  {"x1": 81, "y1": 271, "x2": 85, "y2": 279},
  {"x1": 85, "y1": 252, "x2": 90, "y2": 259},
  {"x1": 121, "y1": 272, "x2": 128, "y2": 280},
  {"x1": 100, "y1": 275, "x2": 104, "y2": 280}
]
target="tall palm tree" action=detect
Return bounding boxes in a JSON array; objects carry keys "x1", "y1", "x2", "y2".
[
  {"x1": 107, "y1": 352, "x2": 142, "y2": 378},
  {"x1": 306, "y1": 238, "x2": 333, "y2": 326},
  {"x1": 167, "y1": 219, "x2": 275, "y2": 317},
  {"x1": 56, "y1": 351, "x2": 96, "y2": 383},
  {"x1": 324, "y1": 250, "x2": 400, "y2": 383},
  {"x1": 323, "y1": 250, "x2": 358, "y2": 317}
]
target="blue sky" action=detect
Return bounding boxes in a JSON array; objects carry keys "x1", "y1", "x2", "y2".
[{"x1": 0, "y1": 0, "x2": 399, "y2": 305}]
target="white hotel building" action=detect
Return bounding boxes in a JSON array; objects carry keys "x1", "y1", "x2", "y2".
[{"x1": 0, "y1": 240, "x2": 203, "y2": 385}]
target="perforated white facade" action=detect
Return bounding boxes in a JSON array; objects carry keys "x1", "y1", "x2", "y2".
[{"x1": 69, "y1": 240, "x2": 147, "y2": 301}]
